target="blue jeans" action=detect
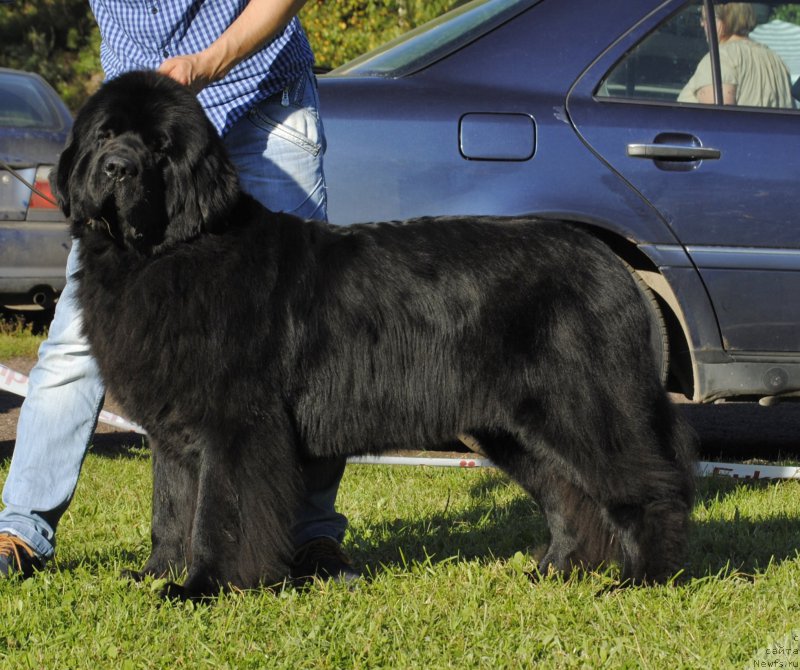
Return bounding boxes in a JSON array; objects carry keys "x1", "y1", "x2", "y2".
[{"x1": 0, "y1": 69, "x2": 348, "y2": 559}]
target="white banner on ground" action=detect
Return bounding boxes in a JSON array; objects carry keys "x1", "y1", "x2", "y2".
[
  {"x1": 0, "y1": 363, "x2": 27, "y2": 397},
  {"x1": 696, "y1": 461, "x2": 800, "y2": 481},
  {"x1": 3, "y1": 363, "x2": 798, "y2": 479},
  {"x1": 0, "y1": 363, "x2": 145, "y2": 434},
  {"x1": 352, "y1": 456, "x2": 800, "y2": 480},
  {"x1": 349, "y1": 455, "x2": 491, "y2": 468}
]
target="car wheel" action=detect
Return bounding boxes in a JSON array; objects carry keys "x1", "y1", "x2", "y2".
[{"x1": 625, "y1": 263, "x2": 670, "y2": 386}]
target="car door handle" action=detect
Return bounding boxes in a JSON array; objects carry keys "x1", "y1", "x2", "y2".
[{"x1": 627, "y1": 143, "x2": 721, "y2": 161}]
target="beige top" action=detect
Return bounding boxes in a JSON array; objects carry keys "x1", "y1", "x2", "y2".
[{"x1": 678, "y1": 38, "x2": 793, "y2": 108}]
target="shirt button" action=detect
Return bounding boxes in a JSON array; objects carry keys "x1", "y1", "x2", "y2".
[
  {"x1": 151, "y1": 6, "x2": 158, "y2": 14},
  {"x1": 162, "y1": 49, "x2": 169, "y2": 58}
]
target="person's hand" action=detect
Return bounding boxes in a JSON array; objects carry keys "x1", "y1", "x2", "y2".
[{"x1": 157, "y1": 54, "x2": 214, "y2": 93}]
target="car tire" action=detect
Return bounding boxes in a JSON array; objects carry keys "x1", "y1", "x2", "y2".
[{"x1": 624, "y1": 262, "x2": 670, "y2": 386}]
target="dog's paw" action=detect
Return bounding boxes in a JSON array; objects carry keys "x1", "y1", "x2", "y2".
[
  {"x1": 121, "y1": 563, "x2": 173, "y2": 583},
  {"x1": 121, "y1": 568, "x2": 148, "y2": 583},
  {"x1": 158, "y1": 574, "x2": 224, "y2": 602},
  {"x1": 159, "y1": 581, "x2": 194, "y2": 601}
]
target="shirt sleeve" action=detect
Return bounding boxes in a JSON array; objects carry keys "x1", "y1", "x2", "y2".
[
  {"x1": 678, "y1": 53, "x2": 712, "y2": 102},
  {"x1": 717, "y1": 46, "x2": 739, "y2": 86}
]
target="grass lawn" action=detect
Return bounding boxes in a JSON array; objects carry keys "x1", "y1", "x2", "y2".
[
  {"x1": 0, "y1": 317, "x2": 47, "y2": 359},
  {"x1": 2, "y1": 442, "x2": 800, "y2": 669}
]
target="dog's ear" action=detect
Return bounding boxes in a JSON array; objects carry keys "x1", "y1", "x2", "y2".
[
  {"x1": 195, "y1": 139, "x2": 241, "y2": 233},
  {"x1": 163, "y1": 133, "x2": 240, "y2": 242},
  {"x1": 51, "y1": 129, "x2": 78, "y2": 218}
]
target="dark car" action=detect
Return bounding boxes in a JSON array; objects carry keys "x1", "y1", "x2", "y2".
[
  {"x1": 0, "y1": 68, "x2": 72, "y2": 308},
  {"x1": 318, "y1": 0, "x2": 800, "y2": 403}
]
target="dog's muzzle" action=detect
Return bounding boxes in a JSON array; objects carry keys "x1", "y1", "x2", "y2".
[{"x1": 103, "y1": 154, "x2": 138, "y2": 182}]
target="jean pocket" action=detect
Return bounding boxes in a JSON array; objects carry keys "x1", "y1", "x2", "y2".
[{"x1": 247, "y1": 73, "x2": 325, "y2": 157}]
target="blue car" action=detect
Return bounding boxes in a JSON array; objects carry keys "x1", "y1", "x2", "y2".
[{"x1": 319, "y1": 0, "x2": 800, "y2": 403}]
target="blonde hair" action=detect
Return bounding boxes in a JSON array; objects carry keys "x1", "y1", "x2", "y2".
[{"x1": 715, "y1": 3, "x2": 757, "y2": 37}]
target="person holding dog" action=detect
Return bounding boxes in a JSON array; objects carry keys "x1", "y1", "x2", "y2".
[{"x1": 0, "y1": 0, "x2": 357, "y2": 585}]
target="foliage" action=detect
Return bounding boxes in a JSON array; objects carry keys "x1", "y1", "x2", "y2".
[
  {"x1": 0, "y1": 0, "x2": 462, "y2": 112},
  {"x1": 0, "y1": 316, "x2": 46, "y2": 358},
  {"x1": 300, "y1": 0, "x2": 462, "y2": 70},
  {"x1": 0, "y1": 0, "x2": 101, "y2": 111},
  {"x1": 773, "y1": 5, "x2": 800, "y2": 24}
]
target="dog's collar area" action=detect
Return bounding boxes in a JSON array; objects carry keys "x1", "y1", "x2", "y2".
[{"x1": 86, "y1": 217, "x2": 116, "y2": 240}]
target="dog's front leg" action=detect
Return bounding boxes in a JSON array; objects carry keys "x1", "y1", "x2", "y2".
[
  {"x1": 159, "y1": 416, "x2": 301, "y2": 601},
  {"x1": 142, "y1": 443, "x2": 197, "y2": 579},
  {"x1": 159, "y1": 445, "x2": 242, "y2": 601},
  {"x1": 124, "y1": 441, "x2": 197, "y2": 584}
]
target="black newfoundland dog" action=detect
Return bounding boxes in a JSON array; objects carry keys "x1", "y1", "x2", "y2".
[{"x1": 54, "y1": 71, "x2": 695, "y2": 600}]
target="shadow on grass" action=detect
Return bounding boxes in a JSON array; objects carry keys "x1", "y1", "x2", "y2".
[
  {"x1": 53, "y1": 548, "x2": 146, "y2": 574},
  {"x1": 688, "y1": 477, "x2": 800, "y2": 578},
  {"x1": 88, "y1": 433, "x2": 149, "y2": 459},
  {"x1": 350, "y1": 494, "x2": 548, "y2": 575},
  {"x1": 0, "y1": 432, "x2": 148, "y2": 462},
  {"x1": 35, "y1": 477, "x2": 800, "y2": 592},
  {"x1": 349, "y1": 474, "x2": 800, "y2": 582}
]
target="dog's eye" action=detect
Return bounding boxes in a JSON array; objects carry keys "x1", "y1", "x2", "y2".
[
  {"x1": 97, "y1": 127, "x2": 114, "y2": 143},
  {"x1": 152, "y1": 133, "x2": 172, "y2": 155}
]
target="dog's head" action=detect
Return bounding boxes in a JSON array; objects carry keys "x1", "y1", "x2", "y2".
[{"x1": 53, "y1": 70, "x2": 240, "y2": 255}]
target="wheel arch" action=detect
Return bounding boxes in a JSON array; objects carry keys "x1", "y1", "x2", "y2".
[
  {"x1": 549, "y1": 219, "x2": 696, "y2": 397},
  {"x1": 594, "y1": 225, "x2": 695, "y2": 397}
]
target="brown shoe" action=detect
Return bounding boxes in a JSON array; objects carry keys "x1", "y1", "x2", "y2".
[
  {"x1": 0, "y1": 533, "x2": 43, "y2": 579},
  {"x1": 290, "y1": 537, "x2": 360, "y2": 586}
]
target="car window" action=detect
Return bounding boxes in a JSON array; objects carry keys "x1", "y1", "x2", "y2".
[
  {"x1": 597, "y1": 1, "x2": 800, "y2": 111},
  {"x1": 330, "y1": 0, "x2": 538, "y2": 77},
  {"x1": 0, "y1": 73, "x2": 61, "y2": 129}
]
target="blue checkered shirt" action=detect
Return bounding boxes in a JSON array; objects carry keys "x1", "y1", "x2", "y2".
[{"x1": 89, "y1": 1, "x2": 315, "y2": 135}]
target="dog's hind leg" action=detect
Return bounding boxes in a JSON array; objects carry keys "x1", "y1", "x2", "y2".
[
  {"x1": 476, "y1": 430, "x2": 619, "y2": 577},
  {"x1": 533, "y1": 474, "x2": 621, "y2": 577},
  {"x1": 601, "y1": 402, "x2": 695, "y2": 584},
  {"x1": 515, "y1": 392, "x2": 694, "y2": 585}
]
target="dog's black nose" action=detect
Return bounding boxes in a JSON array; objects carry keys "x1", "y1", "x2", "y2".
[{"x1": 103, "y1": 155, "x2": 137, "y2": 180}]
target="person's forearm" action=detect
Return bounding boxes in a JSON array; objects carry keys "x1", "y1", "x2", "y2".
[
  {"x1": 158, "y1": 0, "x2": 309, "y2": 92},
  {"x1": 201, "y1": 0, "x2": 309, "y2": 80}
]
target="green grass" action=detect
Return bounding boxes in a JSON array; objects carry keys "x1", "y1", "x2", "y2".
[
  {"x1": 0, "y1": 318, "x2": 46, "y2": 359},
  {"x1": 2, "y1": 444, "x2": 800, "y2": 669}
]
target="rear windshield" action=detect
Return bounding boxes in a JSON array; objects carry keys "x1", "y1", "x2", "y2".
[
  {"x1": 329, "y1": 0, "x2": 538, "y2": 77},
  {"x1": 0, "y1": 73, "x2": 62, "y2": 129}
]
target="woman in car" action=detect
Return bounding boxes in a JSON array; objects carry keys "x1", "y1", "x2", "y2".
[{"x1": 679, "y1": 2, "x2": 793, "y2": 108}]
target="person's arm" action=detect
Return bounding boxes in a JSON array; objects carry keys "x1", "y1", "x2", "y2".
[
  {"x1": 696, "y1": 82, "x2": 736, "y2": 105},
  {"x1": 694, "y1": 45, "x2": 737, "y2": 105},
  {"x1": 158, "y1": 0, "x2": 309, "y2": 93}
]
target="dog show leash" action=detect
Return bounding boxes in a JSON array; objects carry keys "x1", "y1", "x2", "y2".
[{"x1": 0, "y1": 156, "x2": 60, "y2": 208}]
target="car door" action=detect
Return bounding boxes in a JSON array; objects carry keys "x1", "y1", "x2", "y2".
[{"x1": 567, "y1": 0, "x2": 800, "y2": 353}]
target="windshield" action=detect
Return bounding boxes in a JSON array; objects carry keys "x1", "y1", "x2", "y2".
[
  {"x1": 329, "y1": 0, "x2": 539, "y2": 77},
  {"x1": 0, "y1": 72, "x2": 63, "y2": 130}
]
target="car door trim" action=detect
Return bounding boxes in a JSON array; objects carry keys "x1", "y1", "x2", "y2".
[{"x1": 686, "y1": 246, "x2": 800, "y2": 271}]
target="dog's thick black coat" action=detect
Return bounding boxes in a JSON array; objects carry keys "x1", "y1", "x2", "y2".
[{"x1": 55, "y1": 71, "x2": 695, "y2": 599}]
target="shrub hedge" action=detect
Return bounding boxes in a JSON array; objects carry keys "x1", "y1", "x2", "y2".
[{"x1": 0, "y1": 0, "x2": 461, "y2": 112}]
